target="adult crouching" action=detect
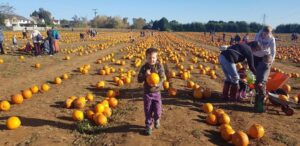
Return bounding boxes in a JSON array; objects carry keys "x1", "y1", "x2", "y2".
[{"x1": 219, "y1": 41, "x2": 260, "y2": 102}]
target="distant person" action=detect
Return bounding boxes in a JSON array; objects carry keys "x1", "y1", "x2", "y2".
[
  {"x1": 31, "y1": 29, "x2": 43, "y2": 56},
  {"x1": 22, "y1": 28, "x2": 28, "y2": 39},
  {"x1": 51, "y1": 26, "x2": 61, "y2": 53},
  {"x1": 234, "y1": 34, "x2": 241, "y2": 44},
  {"x1": 12, "y1": 35, "x2": 18, "y2": 53},
  {"x1": 291, "y1": 33, "x2": 298, "y2": 41},
  {"x1": 229, "y1": 36, "x2": 235, "y2": 45},
  {"x1": 223, "y1": 33, "x2": 226, "y2": 42},
  {"x1": 80, "y1": 33, "x2": 85, "y2": 41},
  {"x1": 253, "y1": 26, "x2": 276, "y2": 113},
  {"x1": 0, "y1": 27, "x2": 4, "y2": 54},
  {"x1": 242, "y1": 33, "x2": 249, "y2": 43},
  {"x1": 137, "y1": 48, "x2": 166, "y2": 135},
  {"x1": 47, "y1": 28, "x2": 55, "y2": 56}
]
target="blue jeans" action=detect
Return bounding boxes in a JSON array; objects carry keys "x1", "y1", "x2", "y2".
[{"x1": 219, "y1": 54, "x2": 240, "y2": 84}]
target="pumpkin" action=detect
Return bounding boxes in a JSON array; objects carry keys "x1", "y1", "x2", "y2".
[
  {"x1": 232, "y1": 131, "x2": 249, "y2": 146},
  {"x1": 65, "y1": 99, "x2": 74, "y2": 108},
  {"x1": 35, "y1": 63, "x2": 41, "y2": 68},
  {"x1": 248, "y1": 124, "x2": 265, "y2": 139},
  {"x1": 55, "y1": 77, "x2": 62, "y2": 84},
  {"x1": 30, "y1": 85, "x2": 39, "y2": 94},
  {"x1": 86, "y1": 93, "x2": 94, "y2": 101},
  {"x1": 94, "y1": 103, "x2": 105, "y2": 113},
  {"x1": 73, "y1": 97, "x2": 86, "y2": 109},
  {"x1": 0, "y1": 100, "x2": 11, "y2": 111},
  {"x1": 218, "y1": 113, "x2": 230, "y2": 125},
  {"x1": 202, "y1": 103, "x2": 213, "y2": 113},
  {"x1": 72, "y1": 110, "x2": 84, "y2": 121},
  {"x1": 94, "y1": 113, "x2": 107, "y2": 125},
  {"x1": 85, "y1": 110, "x2": 95, "y2": 120},
  {"x1": 106, "y1": 90, "x2": 116, "y2": 98},
  {"x1": 213, "y1": 109, "x2": 225, "y2": 117},
  {"x1": 11, "y1": 94, "x2": 24, "y2": 104},
  {"x1": 193, "y1": 88, "x2": 203, "y2": 99},
  {"x1": 221, "y1": 127, "x2": 235, "y2": 141},
  {"x1": 22, "y1": 89, "x2": 33, "y2": 99},
  {"x1": 103, "y1": 107, "x2": 112, "y2": 117},
  {"x1": 279, "y1": 94, "x2": 289, "y2": 101},
  {"x1": 146, "y1": 73, "x2": 160, "y2": 87},
  {"x1": 187, "y1": 81, "x2": 195, "y2": 88},
  {"x1": 281, "y1": 84, "x2": 291, "y2": 93},
  {"x1": 96, "y1": 81, "x2": 105, "y2": 89},
  {"x1": 101, "y1": 100, "x2": 110, "y2": 108},
  {"x1": 6, "y1": 116, "x2": 21, "y2": 130},
  {"x1": 219, "y1": 124, "x2": 233, "y2": 132},
  {"x1": 108, "y1": 97, "x2": 118, "y2": 108},
  {"x1": 291, "y1": 96, "x2": 298, "y2": 103},
  {"x1": 41, "y1": 84, "x2": 50, "y2": 92},
  {"x1": 181, "y1": 71, "x2": 189, "y2": 80},
  {"x1": 117, "y1": 79, "x2": 124, "y2": 86},
  {"x1": 163, "y1": 81, "x2": 170, "y2": 90},
  {"x1": 0, "y1": 58, "x2": 3, "y2": 64},
  {"x1": 206, "y1": 113, "x2": 218, "y2": 125},
  {"x1": 168, "y1": 87, "x2": 177, "y2": 96},
  {"x1": 62, "y1": 74, "x2": 69, "y2": 80}
]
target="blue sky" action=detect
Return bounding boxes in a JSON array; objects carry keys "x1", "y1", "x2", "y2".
[{"x1": 1, "y1": 0, "x2": 300, "y2": 27}]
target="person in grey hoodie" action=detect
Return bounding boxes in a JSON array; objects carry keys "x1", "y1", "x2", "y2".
[
  {"x1": 0, "y1": 27, "x2": 4, "y2": 54},
  {"x1": 253, "y1": 25, "x2": 276, "y2": 113}
]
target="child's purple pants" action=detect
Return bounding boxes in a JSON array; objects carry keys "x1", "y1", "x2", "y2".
[{"x1": 143, "y1": 92, "x2": 162, "y2": 128}]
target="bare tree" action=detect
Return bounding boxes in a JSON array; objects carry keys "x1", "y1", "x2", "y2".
[{"x1": 0, "y1": 3, "x2": 15, "y2": 14}]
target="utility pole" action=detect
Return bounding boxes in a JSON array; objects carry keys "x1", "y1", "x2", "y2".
[
  {"x1": 92, "y1": 9, "x2": 98, "y2": 18},
  {"x1": 262, "y1": 13, "x2": 266, "y2": 26}
]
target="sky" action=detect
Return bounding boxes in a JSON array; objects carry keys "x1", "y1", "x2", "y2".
[{"x1": 1, "y1": 0, "x2": 300, "y2": 27}]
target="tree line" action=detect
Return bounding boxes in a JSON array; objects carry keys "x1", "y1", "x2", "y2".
[{"x1": 1, "y1": 3, "x2": 300, "y2": 33}]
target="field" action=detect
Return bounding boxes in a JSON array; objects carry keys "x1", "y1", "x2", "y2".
[{"x1": 0, "y1": 30, "x2": 299, "y2": 146}]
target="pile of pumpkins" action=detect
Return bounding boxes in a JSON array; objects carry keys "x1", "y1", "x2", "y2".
[
  {"x1": 66, "y1": 90, "x2": 119, "y2": 126},
  {"x1": 203, "y1": 103, "x2": 265, "y2": 146}
]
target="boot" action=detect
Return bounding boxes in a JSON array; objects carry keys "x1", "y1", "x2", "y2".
[
  {"x1": 222, "y1": 81, "x2": 231, "y2": 101},
  {"x1": 254, "y1": 95, "x2": 265, "y2": 113},
  {"x1": 229, "y1": 83, "x2": 239, "y2": 102}
]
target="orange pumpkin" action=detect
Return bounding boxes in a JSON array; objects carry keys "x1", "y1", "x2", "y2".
[
  {"x1": 30, "y1": 85, "x2": 39, "y2": 94},
  {"x1": 73, "y1": 97, "x2": 86, "y2": 109},
  {"x1": 202, "y1": 103, "x2": 213, "y2": 113},
  {"x1": 94, "y1": 103, "x2": 105, "y2": 113},
  {"x1": 168, "y1": 87, "x2": 177, "y2": 96},
  {"x1": 221, "y1": 127, "x2": 235, "y2": 141},
  {"x1": 55, "y1": 77, "x2": 62, "y2": 84},
  {"x1": 41, "y1": 84, "x2": 50, "y2": 92},
  {"x1": 86, "y1": 93, "x2": 94, "y2": 102},
  {"x1": 11, "y1": 94, "x2": 24, "y2": 104},
  {"x1": 65, "y1": 99, "x2": 74, "y2": 108},
  {"x1": 106, "y1": 90, "x2": 116, "y2": 98},
  {"x1": 22, "y1": 89, "x2": 33, "y2": 99},
  {"x1": 0, "y1": 100, "x2": 11, "y2": 111},
  {"x1": 6, "y1": 116, "x2": 21, "y2": 130},
  {"x1": 213, "y1": 109, "x2": 225, "y2": 117},
  {"x1": 206, "y1": 113, "x2": 218, "y2": 125},
  {"x1": 85, "y1": 110, "x2": 95, "y2": 120},
  {"x1": 108, "y1": 97, "x2": 118, "y2": 108},
  {"x1": 279, "y1": 94, "x2": 289, "y2": 101},
  {"x1": 248, "y1": 124, "x2": 265, "y2": 139},
  {"x1": 281, "y1": 84, "x2": 291, "y2": 93},
  {"x1": 146, "y1": 73, "x2": 160, "y2": 87},
  {"x1": 103, "y1": 107, "x2": 112, "y2": 117},
  {"x1": 232, "y1": 131, "x2": 249, "y2": 146},
  {"x1": 72, "y1": 110, "x2": 84, "y2": 121},
  {"x1": 193, "y1": 88, "x2": 203, "y2": 99},
  {"x1": 187, "y1": 80, "x2": 195, "y2": 88},
  {"x1": 218, "y1": 113, "x2": 230, "y2": 125},
  {"x1": 96, "y1": 81, "x2": 105, "y2": 89},
  {"x1": 94, "y1": 114, "x2": 107, "y2": 125},
  {"x1": 163, "y1": 81, "x2": 170, "y2": 90}
]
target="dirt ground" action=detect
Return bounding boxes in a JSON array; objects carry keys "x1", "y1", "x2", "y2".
[{"x1": 0, "y1": 31, "x2": 299, "y2": 146}]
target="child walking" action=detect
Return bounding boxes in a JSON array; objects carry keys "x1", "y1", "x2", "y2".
[
  {"x1": 12, "y1": 35, "x2": 18, "y2": 54},
  {"x1": 137, "y1": 48, "x2": 166, "y2": 135}
]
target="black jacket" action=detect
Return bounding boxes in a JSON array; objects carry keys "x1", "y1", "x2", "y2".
[{"x1": 221, "y1": 43, "x2": 256, "y2": 75}]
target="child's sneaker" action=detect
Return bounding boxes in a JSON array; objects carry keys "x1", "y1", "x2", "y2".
[
  {"x1": 154, "y1": 119, "x2": 160, "y2": 129},
  {"x1": 145, "y1": 127, "x2": 152, "y2": 135}
]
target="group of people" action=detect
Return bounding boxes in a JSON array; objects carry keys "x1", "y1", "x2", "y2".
[
  {"x1": 135, "y1": 26, "x2": 276, "y2": 135},
  {"x1": 1, "y1": 27, "x2": 61, "y2": 56},
  {"x1": 219, "y1": 26, "x2": 276, "y2": 113}
]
